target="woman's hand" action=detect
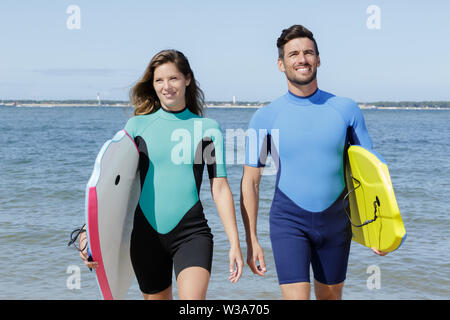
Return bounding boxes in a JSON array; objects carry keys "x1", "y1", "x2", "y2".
[
  {"x1": 228, "y1": 245, "x2": 244, "y2": 283},
  {"x1": 78, "y1": 229, "x2": 98, "y2": 270}
]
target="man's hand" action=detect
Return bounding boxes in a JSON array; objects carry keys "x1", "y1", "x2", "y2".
[
  {"x1": 246, "y1": 241, "x2": 267, "y2": 276},
  {"x1": 371, "y1": 247, "x2": 388, "y2": 256}
]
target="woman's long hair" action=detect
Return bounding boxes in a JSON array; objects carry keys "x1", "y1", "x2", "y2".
[{"x1": 130, "y1": 50, "x2": 205, "y2": 116}]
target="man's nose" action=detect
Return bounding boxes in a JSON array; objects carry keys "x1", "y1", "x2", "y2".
[{"x1": 296, "y1": 51, "x2": 307, "y2": 64}]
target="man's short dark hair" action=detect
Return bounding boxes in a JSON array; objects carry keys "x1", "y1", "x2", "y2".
[{"x1": 277, "y1": 25, "x2": 319, "y2": 58}]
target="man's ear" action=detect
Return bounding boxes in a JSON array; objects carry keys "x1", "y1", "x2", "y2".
[{"x1": 277, "y1": 57, "x2": 286, "y2": 73}]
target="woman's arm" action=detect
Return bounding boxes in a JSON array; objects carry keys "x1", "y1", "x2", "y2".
[{"x1": 210, "y1": 177, "x2": 243, "y2": 283}]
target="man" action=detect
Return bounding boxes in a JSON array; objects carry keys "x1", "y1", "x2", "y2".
[{"x1": 240, "y1": 25, "x2": 386, "y2": 300}]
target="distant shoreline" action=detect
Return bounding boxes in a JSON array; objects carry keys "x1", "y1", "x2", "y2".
[{"x1": 1, "y1": 102, "x2": 450, "y2": 110}]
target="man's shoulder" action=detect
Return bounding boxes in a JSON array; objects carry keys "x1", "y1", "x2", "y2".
[
  {"x1": 323, "y1": 91, "x2": 359, "y2": 109},
  {"x1": 248, "y1": 95, "x2": 285, "y2": 127},
  {"x1": 323, "y1": 91, "x2": 363, "y2": 123},
  {"x1": 255, "y1": 95, "x2": 286, "y2": 115}
]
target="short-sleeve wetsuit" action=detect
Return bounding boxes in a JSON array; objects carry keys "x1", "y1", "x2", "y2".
[
  {"x1": 245, "y1": 89, "x2": 373, "y2": 285},
  {"x1": 125, "y1": 106, "x2": 226, "y2": 294}
]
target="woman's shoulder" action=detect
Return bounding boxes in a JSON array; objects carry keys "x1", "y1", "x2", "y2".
[
  {"x1": 124, "y1": 112, "x2": 160, "y2": 135},
  {"x1": 196, "y1": 115, "x2": 223, "y2": 131}
]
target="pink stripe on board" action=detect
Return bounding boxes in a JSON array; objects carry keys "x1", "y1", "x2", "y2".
[
  {"x1": 123, "y1": 129, "x2": 139, "y2": 153},
  {"x1": 88, "y1": 187, "x2": 114, "y2": 300}
]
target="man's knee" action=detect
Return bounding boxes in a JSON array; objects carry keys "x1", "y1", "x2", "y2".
[
  {"x1": 314, "y1": 280, "x2": 344, "y2": 300},
  {"x1": 280, "y1": 282, "x2": 311, "y2": 300}
]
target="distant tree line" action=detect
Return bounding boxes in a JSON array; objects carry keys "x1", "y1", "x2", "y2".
[
  {"x1": 363, "y1": 101, "x2": 450, "y2": 108},
  {"x1": 206, "y1": 100, "x2": 271, "y2": 106},
  {"x1": 2, "y1": 99, "x2": 450, "y2": 108},
  {"x1": 1, "y1": 99, "x2": 131, "y2": 105},
  {"x1": 2, "y1": 99, "x2": 271, "y2": 106}
]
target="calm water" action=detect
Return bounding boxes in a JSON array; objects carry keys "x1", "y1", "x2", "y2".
[{"x1": 0, "y1": 105, "x2": 449, "y2": 300}]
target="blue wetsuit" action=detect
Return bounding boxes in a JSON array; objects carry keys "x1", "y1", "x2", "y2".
[{"x1": 245, "y1": 89, "x2": 373, "y2": 285}]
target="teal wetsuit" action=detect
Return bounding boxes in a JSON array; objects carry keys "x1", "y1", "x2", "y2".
[{"x1": 124, "y1": 106, "x2": 226, "y2": 294}]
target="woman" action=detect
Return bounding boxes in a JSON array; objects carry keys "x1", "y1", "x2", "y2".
[{"x1": 79, "y1": 49, "x2": 243, "y2": 299}]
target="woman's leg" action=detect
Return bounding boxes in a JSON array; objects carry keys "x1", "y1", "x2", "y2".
[
  {"x1": 130, "y1": 207, "x2": 173, "y2": 300},
  {"x1": 142, "y1": 285, "x2": 173, "y2": 300},
  {"x1": 176, "y1": 267, "x2": 210, "y2": 300}
]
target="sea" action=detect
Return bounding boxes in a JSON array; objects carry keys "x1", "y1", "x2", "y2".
[{"x1": 0, "y1": 105, "x2": 449, "y2": 300}]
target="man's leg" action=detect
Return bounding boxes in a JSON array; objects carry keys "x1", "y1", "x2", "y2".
[
  {"x1": 310, "y1": 197, "x2": 352, "y2": 300},
  {"x1": 280, "y1": 282, "x2": 311, "y2": 300},
  {"x1": 270, "y1": 189, "x2": 313, "y2": 300},
  {"x1": 314, "y1": 280, "x2": 344, "y2": 300}
]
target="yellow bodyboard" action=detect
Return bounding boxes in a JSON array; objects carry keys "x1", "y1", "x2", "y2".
[{"x1": 344, "y1": 146, "x2": 406, "y2": 252}]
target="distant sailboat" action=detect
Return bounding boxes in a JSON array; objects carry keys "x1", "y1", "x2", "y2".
[{"x1": 97, "y1": 92, "x2": 101, "y2": 106}]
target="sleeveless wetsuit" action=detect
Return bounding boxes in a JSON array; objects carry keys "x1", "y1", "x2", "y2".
[
  {"x1": 245, "y1": 89, "x2": 373, "y2": 285},
  {"x1": 124, "y1": 106, "x2": 226, "y2": 294}
]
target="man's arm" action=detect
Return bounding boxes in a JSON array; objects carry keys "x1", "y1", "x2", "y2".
[
  {"x1": 348, "y1": 102, "x2": 388, "y2": 256},
  {"x1": 240, "y1": 164, "x2": 267, "y2": 276}
]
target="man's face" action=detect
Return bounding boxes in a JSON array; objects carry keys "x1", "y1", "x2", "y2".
[{"x1": 278, "y1": 37, "x2": 320, "y2": 86}]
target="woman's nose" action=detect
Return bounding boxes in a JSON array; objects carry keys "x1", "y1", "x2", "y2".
[{"x1": 162, "y1": 80, "x2": 171, "y2": 90}]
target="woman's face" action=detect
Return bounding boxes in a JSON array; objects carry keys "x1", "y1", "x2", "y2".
[{"x1": 153, "y1": 62, "x2": 191, "y2": 111}]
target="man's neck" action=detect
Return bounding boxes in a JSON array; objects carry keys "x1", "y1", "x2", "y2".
[{"x1": 287, "y1": 80, "x2": 318, "y2": 97}]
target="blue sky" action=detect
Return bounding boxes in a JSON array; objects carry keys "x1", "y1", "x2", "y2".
[{"x1": 1, "y1": 0, "x2": 449, "y2": 102}]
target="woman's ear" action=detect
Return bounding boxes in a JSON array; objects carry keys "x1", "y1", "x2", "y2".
[{"x1": 186, "y1": 73, "x2": 192, "y2": 87}]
